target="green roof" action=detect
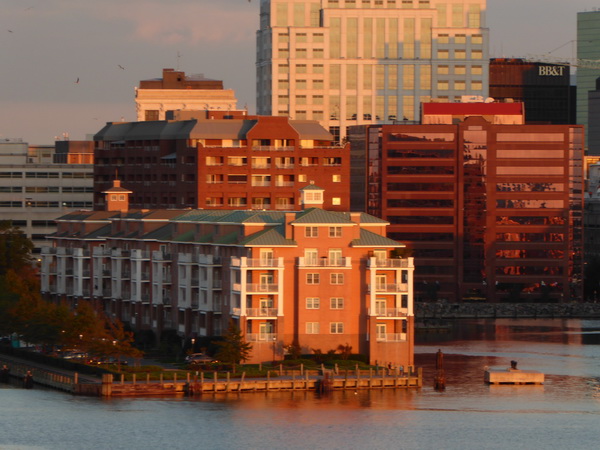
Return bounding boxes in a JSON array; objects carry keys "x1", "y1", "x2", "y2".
[
  {"x1": 239, "y1": 225, "x2": 296, "y2": 246},
  {"x1": 351, "y1": 229, "x2": 405, "y2": 248},
  {"x1": 292, "y1": 208, "x2": 355, "y2": 225}
]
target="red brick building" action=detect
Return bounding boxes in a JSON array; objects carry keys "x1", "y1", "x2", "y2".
[
  {"x1": 350, "y1": 102, "x2": 584, "y2": 303},
  {"x1": 93, "y1": 111, "x2": 349, "y2": 212}
]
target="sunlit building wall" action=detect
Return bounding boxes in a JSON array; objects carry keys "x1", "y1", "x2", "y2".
[
  {"x1": 350, "y1": 104, "x2": 584, "y2": 303},
  {"x1": 256, "y1": 0, "x2": 489, "y2": 142}
]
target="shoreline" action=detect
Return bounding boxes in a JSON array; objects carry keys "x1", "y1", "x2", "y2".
[{"x1": 416, "y1": 302, "x2": 600, "y2": 320}]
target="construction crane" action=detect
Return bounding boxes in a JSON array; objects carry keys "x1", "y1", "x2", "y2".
[{"x1": 524, "y1": 54, "x2": 600, "y2": 70}]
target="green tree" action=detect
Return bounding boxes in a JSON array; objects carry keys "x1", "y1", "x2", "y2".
[
  {"x1": 214, "y1": 321, "x2": 252, "y2": 371},
  {"x1": 0, "y1": 221, "x2": 33, "y2": 275}
]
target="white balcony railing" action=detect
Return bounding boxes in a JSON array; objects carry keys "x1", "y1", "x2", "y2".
[
  {"x1": 375, "y1": 333, "x2": 407, "y2": 342},
  {"x1": 246, "y1": 333, "x2": 277, "y2": 342},
  {"x1": 246, "y1": 308, "x2": 278, "y2": 317},
  {"x1": 368, "y1": 308, "x2": 408, "y2": 317},
  {"x1": 369, "y1": 283, "x2": 409, "y2": 293},
  {"x1": 231, "y1": 257, "x2": 282, "y2": 268},
  {"x1": 368, "y1": 258, "x2": 411, "y2": 268}
]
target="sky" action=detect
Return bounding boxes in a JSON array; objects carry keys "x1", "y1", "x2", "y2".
[{"x1": 1, "y1": 0, "x2": 599, "y2": 145}]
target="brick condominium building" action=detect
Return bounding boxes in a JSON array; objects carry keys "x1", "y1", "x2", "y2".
[{"x1": 41, "y1": 185, "x2": 415, "y2": 366}]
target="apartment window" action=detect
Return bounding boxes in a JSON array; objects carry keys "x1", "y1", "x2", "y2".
[
  {"x1": 437, "y1": 65, "x2": 449, "y2": 75},
  {"x1": 330, "y1": 297, "x2": 344, "y2": 309},
  {"x1": 298, "y1": 174, "x2": 307, "y2": 182},
  {"x1": 296, "y1": 64, "x2": 307, "y2": 73},
  {"x1": 330, "y1": 322, "x2": 344, "y2": 334},
  {"x1": 471, "y1": 80, "x2": 483, "y2": 90},
  {"x1": 472, "y1": 34, "x2": 483, "y2": 44},
  {"x1": 332, "y1": 197, "x2": 341, "y2": 205},
  {"x1": 0, "y1": 187, "x2": 22, "y2": 193},
  {"x1": 306, "y1": 322, "x2": 320, "y2": 334},
  {"x1": 279, "y1": 64, "x2": 289, "y2": 74},
  {"x1": 306, "y1": 273, "x2": 320, "y2": 284},
  {"x1": 454, "y1": 34, "x2": 466, "y2": 44},
  {"x1": 332, "y1": 174, "x2": 341, "y2": 182},
  {"x1": 0, "y1": 201, "x2": 22, "y2": 207},
  {"x1": 329, "y1": 226, "x2": 342, "y2": 237},
  {"x1": 313, "y1": 64, "x2": 324, "y2": 73},
  {"x1": 305, "y1": 226, "x2": 318, "y2": 237},
  {"x1": 454, "y1": 50, "x2": 466, "y2": 59},
  {"x1": 296, "y1": 79, "x2": 307, "y2": 89},
  {"x1": 25, "y1": 187, "x2": 59, "y2": 193},
  {"x1": 472, "y1": 65, "x2": 483, "y2": 75},
  {"x1": 454, "y1": 80, "x2": 466, "y2": 90},
  {"x1": 330, "y1": 273, "x2": 344, "y2": 285},
  {"x1": 471, "y1": 50, "x2": 483, "y2": 59},
  {"x1": 455, "y1": 65, "x2": 466, "y2": 75},
  {"x1": 437, "y1": 81, "x2": 449, "y2": 91},
  {"x1": 306, "y1": 297, "x2": 320, "y2": 309},
  {"x1": 437, "y1": 50, "x2": 449, "y2": 59},
  {"x1": 0, "y1": 172, "x2": 22, "y2": 178}
]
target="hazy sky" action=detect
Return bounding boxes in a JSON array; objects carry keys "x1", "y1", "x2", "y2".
[{"x1": 1, "y1": 0, "x2": 598, "y2": 144}]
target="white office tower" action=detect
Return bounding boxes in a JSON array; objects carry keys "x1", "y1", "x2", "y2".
[{"x1": 257, "y1": 0, "x2": 489, "y2": 141}]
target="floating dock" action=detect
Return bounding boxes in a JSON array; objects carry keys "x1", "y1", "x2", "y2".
[{"x1": 484, "y1": 368, "x2": 544, "y2": 385}]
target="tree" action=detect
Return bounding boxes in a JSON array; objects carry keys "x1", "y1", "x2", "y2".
[
  {"x1": 214, "y1": 321, "x2": 252, "y2": 371},
  {"x1": 0, "y1": 221, "x2": 33, "y2": 275},
  {"x1": 88, "y1": 317, "x2": 143, "y2": 371}
]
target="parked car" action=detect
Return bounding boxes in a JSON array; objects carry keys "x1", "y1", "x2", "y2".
[{"x1": 185, "y1": 353, "x2": 218, "y2": 364}]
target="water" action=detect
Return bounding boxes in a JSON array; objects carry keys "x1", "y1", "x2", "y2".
[{"x1": 1, "y1": 319, "x2": 599, "y2": 450}]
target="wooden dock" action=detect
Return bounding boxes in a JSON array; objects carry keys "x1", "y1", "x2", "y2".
[{"x1": 1, "y1": 354, "x2": 422, "y2": 397}]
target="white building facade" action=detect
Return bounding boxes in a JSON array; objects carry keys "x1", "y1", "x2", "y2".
[{"x1": 256, "y1": 0, "x2": 489, "y2": 141}]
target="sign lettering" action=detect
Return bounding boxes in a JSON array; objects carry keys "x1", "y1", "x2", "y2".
[{"x1": 539, "y1": 66, "x2": 565, "y2": 76}]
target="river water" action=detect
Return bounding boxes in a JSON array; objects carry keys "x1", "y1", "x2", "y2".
[{"x1": 1, "y1": 318, "x2": 599, "y2": 450}]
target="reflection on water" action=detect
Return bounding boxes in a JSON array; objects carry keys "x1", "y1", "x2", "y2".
[{"x1": 1, "y1": 319, "x2": 599, "y2": 450}]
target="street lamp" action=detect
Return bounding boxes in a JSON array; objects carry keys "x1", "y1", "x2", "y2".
[
  {"x1": 272, "y1": 336, "x2": 277, "y2": 365},
  {"x1": 191, "y1": 338, "x2": 196, "y2": 353}
]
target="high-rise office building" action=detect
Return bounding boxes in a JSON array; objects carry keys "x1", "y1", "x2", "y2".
[
  {"x1": 577, "y1": 10, "x2": 600, "y2": 150},
  {"x1": 349, "y1": 103, "x2": 584, "y2": 303},
  {"x1": 256, "y1": 0, "x2": 489, "y2": 142},
  {"x1": 489, "y1": 58, "x2": 575, "y2": 125}
]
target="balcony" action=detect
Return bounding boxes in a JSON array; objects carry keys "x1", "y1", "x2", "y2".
[
  {"x1": 246, "y1": 283, "x2": 278, "y2": 293},
  {"x1": 274, "y1": 181, "x2": 294, "y2": 187},
  {"x1": 252, "y1": 146, "x2": 294, "y2": 151},
  {"x1": 368, "y1": 258, "x2": 411, "y2": 268},
  {"x1": 274, "y1": 204, "x2": 293, "y2": 210},
  {"x1": 251, "y1": 181, "x2": 271, "y2": 187},
  {"x1": 298, "y1": 257, "x2": 352, "y2": 268},
  {"x1": 246, "y1": 333, "x2": 277, "y2": 342},
  {"x1": 246, "y1": 308, "x2": 278, "y2": 317},
  {"x1": 375, "y1": 333, "x2": 407, "y2": 342},
  {"x1": 368, "y1": 283, "x2": 409, "y2": 293},
  {"x1": 368, "y1": 308, "x2": 408, "y2": 318},
  {"x1": 231, "y1": 257, "x2": 283, "y2": 268},
  {"x1": 275, "y1": 164, "x2": 294, "y2": 169}
]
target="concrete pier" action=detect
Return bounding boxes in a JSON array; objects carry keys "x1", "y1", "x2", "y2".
[{"x1": 484, "y1": 368, "x2": 544, "y2": 385}]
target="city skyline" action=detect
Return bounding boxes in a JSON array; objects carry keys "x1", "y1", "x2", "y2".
[{"x1": 1, "y1": 0, "x2": 598, "y2": 144}]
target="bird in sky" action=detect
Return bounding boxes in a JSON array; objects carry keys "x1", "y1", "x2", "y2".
[
  {"x1": 8, "y1": 30, "x2": 13, "y2": 33},
  {"x1": 75, "y1": 77, "x2": 80, "y2": 84},
  {"x1": 118, "y1": 65, "x2": 125, "y2": 70}
]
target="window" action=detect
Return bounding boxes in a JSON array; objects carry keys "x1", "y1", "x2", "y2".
[
  {"x1": 304, "y1": 248, "x2": 319, "y2": 265},
  {"x1": 306, "y1": 297, "x2": 320, "y2": 309},
  {"x1": 332, "y1": 174, "x2": 341, "y2": 182},
  {"x1": 330, "y1": 322, "x2": 344, "y2": 334},
  {"x1": 332, "y1": 197, "x2": 341, "y2": 205},
  {"x1": 329, "y1": 249, "x2": 343, "y2": 266},
  {"x1": 305, "y1": 226, "x2": 318, "y2": 237},
  {"x1": 306, "y1": 273, "x2": 320, "y2": 284},
  {"x1": 330, "y1": 297, "x2": 344, "y2": 309},
  {"x1": 306, "y1": 322, "x2": 320, "y2": 334},
  {"x1": 298, "y1": 174, "x2": 307, "y2": 182},
  {"x1": 329, "y1": 226, "x2": 342, "y2": 237},
  {"x1": 376, "y1": 324, "x2": 387, "y2": 340},
  {"x1": 330, "y1": 273, "x2": 344, "y2": 285}
]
